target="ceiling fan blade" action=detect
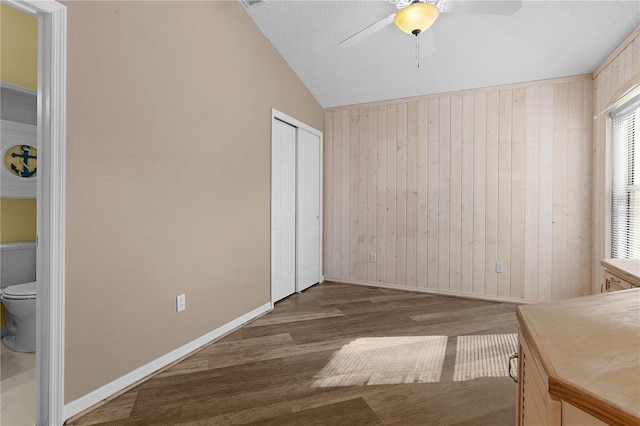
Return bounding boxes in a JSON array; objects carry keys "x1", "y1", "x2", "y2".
[
  {"x1": 340, "y1": 13, "x2": 396, "y2": 48},
  {"x1": 446, "y1": 0, "x2": 522, "y2": 15}
]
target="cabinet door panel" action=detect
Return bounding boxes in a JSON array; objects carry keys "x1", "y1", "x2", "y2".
[
  {"x1": 518, "y1": 333, "x2": 562, "y2": 426},
  {"x1": 562, "y1": 402, "x2": 608, "y2": 426}
]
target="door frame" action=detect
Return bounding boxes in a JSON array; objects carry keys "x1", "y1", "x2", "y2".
[
  {"x1": 270, "y1": 108, "x2": 323, "y2": 304},
  {"x1": 4, "y1": 0, "x2": 67, "y2": 424}
]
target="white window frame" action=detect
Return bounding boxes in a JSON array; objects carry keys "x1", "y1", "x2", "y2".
[{"x1": 611, "y1": 95, "x2": 640, "y2": 259}]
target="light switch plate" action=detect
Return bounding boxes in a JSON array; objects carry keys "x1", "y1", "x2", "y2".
[{"x1": 177, "y1": 294, "x2": 186, "y2": 312}]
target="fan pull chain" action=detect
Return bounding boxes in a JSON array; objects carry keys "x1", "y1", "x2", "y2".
[
  {"x1": 416, "y1": 34, "x2": 420, "y2": 68},
  {"x1": 412, "y1": 30, "x2": 420, "y2": 68}
]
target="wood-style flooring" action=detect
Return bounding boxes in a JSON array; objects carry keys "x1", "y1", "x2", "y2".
[{"x1": 68, "y1": 282, "x2": 519, "y2": 426}]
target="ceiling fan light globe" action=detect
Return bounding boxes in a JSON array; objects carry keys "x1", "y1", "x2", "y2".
[{"x1": 393, "y1": 2, "x2": 440, "y2": 35}]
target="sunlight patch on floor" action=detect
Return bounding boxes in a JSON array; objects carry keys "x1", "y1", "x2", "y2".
[
  {"x1": 453, "y1": 333, "x2": 518, "y2": 381},
  {"x1": 312, "y1": 336, "x2": 448, "y2": 387}
]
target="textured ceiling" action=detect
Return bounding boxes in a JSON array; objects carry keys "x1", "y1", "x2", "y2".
[{"x1": 243, "y1": 0, "x2": 640, "y2": 108}]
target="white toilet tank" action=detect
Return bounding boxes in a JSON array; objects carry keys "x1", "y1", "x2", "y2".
[{"x1": 1, "y1": 241, "x2": 36, "y2": 289}]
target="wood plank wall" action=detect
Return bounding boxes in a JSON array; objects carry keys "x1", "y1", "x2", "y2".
[
  {"x1": 323, "y1": 75, "x2": 593, "y2": 302},
  {"x1": 592, "y1": 26, "x2": 640, "y2": 293}
]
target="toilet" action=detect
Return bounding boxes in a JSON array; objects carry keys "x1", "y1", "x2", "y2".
[
  {"x1": 1, "y1": 282, "x2": 37, "y2": 352},
  {"x1": 1, "y1": 242, "x2": 37, "y2": 353}
]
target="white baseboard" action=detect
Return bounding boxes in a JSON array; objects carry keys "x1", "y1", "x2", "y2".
[
  {"x1": 63, "y1": 302, "x2": 272, "y2": 422},
  {"x1": 326, "y1": 277, "x2": 534, "y2": 305}
]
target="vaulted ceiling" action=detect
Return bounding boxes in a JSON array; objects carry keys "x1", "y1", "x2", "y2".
[{"x1": 242, "y1": 0, "x2": 640, "y2": 108}]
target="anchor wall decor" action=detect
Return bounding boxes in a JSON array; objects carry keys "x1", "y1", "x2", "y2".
[
  {"x1": 1, "y1": 120, "x2": 37, "y2": 198},
  {"x1": 6, "y1": 144, "x2": 37, "y2": 178}
]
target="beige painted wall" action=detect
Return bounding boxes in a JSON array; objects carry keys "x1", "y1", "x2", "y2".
[
  {"x1": 63, "y1": 1, "x2": 323, "y2": 403},
  {"x1": 324, "y1": 75, "x2": 593, "y2": 302},
  {"x1": 592, "y1": 26, "x2": 640, "y2": 293}
]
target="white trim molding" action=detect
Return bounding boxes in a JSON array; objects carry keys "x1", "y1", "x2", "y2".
[
  {"x1": 271, "y1": 109, "x2": 323, "y2": 140},
  {"x1": 326, "y1": 278, "x2": 534, "y2": 305},
  {"x1": 37, "y1": 1, "x2": 67, "y2": 424},
  {"x1": 1, "y1": 81, "x2": 38, "y2": 95},
  {"x1": 64, "y1": 302, "x2": 272, "y2": 421}
]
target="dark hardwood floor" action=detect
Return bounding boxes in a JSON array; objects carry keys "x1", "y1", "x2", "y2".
[{"x1": 68, "y1": 282, "x2": 519, "y2": 426}]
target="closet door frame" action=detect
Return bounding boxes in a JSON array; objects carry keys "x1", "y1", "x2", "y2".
[{"x1": 270, "y1": 109, "x2": 323, "y2": 304}]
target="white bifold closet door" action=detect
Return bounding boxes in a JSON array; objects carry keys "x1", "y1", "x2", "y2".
[
  {"x1": 271, "y1": 119, "x2": 297, "y2": 302},
  {"x1": 296, "y1": 128, "x2": 321, "y2": 292},
  {"x1": 271, "y1": 119, "x2": 321, "y2": 303}
]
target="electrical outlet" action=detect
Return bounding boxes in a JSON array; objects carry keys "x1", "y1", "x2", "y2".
[
  {"x1": 370, "y1": 252, "x2": 377, "y2": 263},
  {"x1": 496, "y1": 262, "x2": 504, "y2": 273},
  {"x1": 177, "y1": 294, "x2": 186, "y2": 312}
]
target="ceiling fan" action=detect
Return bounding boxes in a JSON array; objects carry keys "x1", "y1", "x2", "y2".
[{"x1": 340, "y1": 0, "x2": 523, "y2": 48}]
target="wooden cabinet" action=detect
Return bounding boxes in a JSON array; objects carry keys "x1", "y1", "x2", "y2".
[
  {"x1": 562, "y1": 402, "x2": 607, "y2": 426},
  {"x1": 517, "y1": 337, "x2": 610, "y2": 426},
  {"x1": 601, "y1": 259, "x2": 640, "y2": 293},
  {"x1": 517, "y1": 332, "x2": 561, "y2": 425},
  {"x1": 516, "y1": 289, "x2": 640, "y2": 426},
  {"x1": 603, "y1": 270, "x2": 636, "y2": 292}
]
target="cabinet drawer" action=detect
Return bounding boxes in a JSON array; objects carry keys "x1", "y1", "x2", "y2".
[{"x1": 602, "y1": 270, "x2": 637, "y2": 292}]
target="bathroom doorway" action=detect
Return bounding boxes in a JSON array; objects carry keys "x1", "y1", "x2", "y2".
[
  {"x1": 1, "y1": 1, "x2": 67, "y2": 424},
  {"x1": 0, "y1": 4, "x2": 39, "y2": 424}
]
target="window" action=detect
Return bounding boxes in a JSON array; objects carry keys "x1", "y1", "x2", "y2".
[{"x1": 611, "y1": 96, "x2": 640, "y2": 259}]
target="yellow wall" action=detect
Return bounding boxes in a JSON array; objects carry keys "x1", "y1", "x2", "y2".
[
  {"x1": 0, "y1": 3, "x2": 38, "y2": 246},
  {"x1": 1, "y1": 5, "x2": 38, "y2": 326},
  {"x1": 0, "y1": 199, "x2": 37, "y2": 243},
  {"x1": 0, "y1": 4, "x2": 38, "y2": 90}
]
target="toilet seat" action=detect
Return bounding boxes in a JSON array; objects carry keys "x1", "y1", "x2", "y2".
[{"x1": 1, "y1": 281, "x2": 37, "y2": 300}]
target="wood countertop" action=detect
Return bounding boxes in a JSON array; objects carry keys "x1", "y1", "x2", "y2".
[
  {"x1": 601, "y1": 258, "x2": 640, "y2": 287},
  {"x1": 517, "y1": 289, "x2": 640, "y2": 426}
]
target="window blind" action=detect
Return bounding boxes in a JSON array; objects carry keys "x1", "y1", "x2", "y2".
[{"x1": 611, "y1": 95, "x2": 640, "y2": 259}]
